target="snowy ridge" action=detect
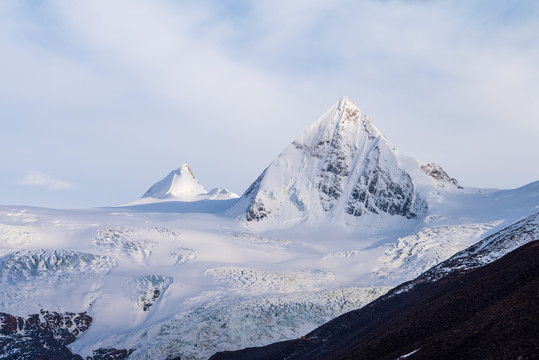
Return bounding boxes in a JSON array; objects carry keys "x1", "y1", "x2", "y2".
[
  {"x1": 419, "y1": 212, "x2": 539, "y2": 279},
  {"x1": 232, "y1": 97, "x2": 438, "y2": 229},
  {"x1": 421, "y1": 163, "x2": 462, "y2": 189},
  {"x1": 393, "y1": 211, "x2": 539, "y2": 295}
]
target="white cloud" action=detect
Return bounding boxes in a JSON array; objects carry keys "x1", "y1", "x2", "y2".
[
  {"x1": 16, "y1": 171, "x2": 75, "y2": 190},
  {"x1": 0, "y1": 0, "x2": 538, "y2": 207}
]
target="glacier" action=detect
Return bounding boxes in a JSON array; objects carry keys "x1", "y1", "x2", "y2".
[{"x1": 0, "y1": 97, "x2": 538, "y2": 359}]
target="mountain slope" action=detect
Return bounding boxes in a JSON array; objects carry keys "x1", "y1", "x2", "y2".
[
  {"x1": 210, "y1": 215, "x2": 539, "y2": 360},
  {"x1": 231, "y1": 97, "x2": 460, "y2": 229},
  {"x1": 406, "y1": 211, "x2": 539, "y2": 286}
]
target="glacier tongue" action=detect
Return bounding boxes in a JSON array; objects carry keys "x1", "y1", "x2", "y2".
[{"x1": 232, "y1": 97, "x2": 429, "y2": 228}]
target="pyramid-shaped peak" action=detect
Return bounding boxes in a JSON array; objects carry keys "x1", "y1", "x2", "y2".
[
  {"x1": 232, "y1": 97, "x2": 426, "y2": 228},
  {"x1": 142, "y1": 164, "x2": 207, "y2": 199}
]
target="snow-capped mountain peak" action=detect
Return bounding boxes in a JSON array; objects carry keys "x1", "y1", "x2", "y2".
[
  {"x1": 231, "y1": 97, "x2": 428, "y2": 228},
  {"x1": 293, "y1": 96, "x2": 385, "y2": 151},
  {"x1": 142, "y1": 163, "x2": 207, "y2": 199}
]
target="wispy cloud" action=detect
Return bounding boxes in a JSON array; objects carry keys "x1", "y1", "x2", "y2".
[{"x1": 16, "y1": 171, "x2": 75, "y2": 190}]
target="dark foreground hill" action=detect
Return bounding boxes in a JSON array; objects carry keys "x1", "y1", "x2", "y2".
[{"x1": 211, "y1": 239, "x2": 539, "y2": 360}]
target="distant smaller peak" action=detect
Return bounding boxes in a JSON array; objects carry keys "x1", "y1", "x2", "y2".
[
  {"x1": 142, "y1": 163, "x2": 207, "y2": 199},
  {"x1": 208, "y1": 188, "x2": 240, "y2": 198},
  {"x1": 421, "y1": 163, "x2": 463, "y2": 189}
]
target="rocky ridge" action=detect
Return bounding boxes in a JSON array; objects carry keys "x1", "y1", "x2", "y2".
[{"x1": 400, "y1": 211, "x2": 539, "y2": 289}]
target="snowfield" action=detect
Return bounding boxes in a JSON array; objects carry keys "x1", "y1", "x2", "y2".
[{"x1": 1, "y1": 98, "x2": 538, "y2": 359}]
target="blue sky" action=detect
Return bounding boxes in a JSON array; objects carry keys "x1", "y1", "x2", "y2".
[{"x1": 1, "y1": 0, "x2": 538, "y2": 208}]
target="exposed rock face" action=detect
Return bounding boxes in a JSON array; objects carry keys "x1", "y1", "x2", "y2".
[
  {"x1": 233, "y1": 97, "x2": 428, "y2": 227},
  {"x1": 0, "y1": 335, "x2": 82, "y2": 360},
  {"x1": 246, "y1": 199, "x2": 270, "y2": 222},
  {"x1": 142, "y1": 289, "x2": 160, "y2": 311},
  {"x1": 127, "y1": 275, "x2": 172, "y2": 312},
  {"x1": 421, "y1": 163, "x2": 462, "y2": 189},
  {"x1": 0, "y1": 310, "x2": 134, "y2": 360},
  {"x1": 345, "y1": 146, "x2": 422, "y2": 219},
  {"x1": 0, "y1": 310, "x2": 92, "y2": 360},
  {"x1": 242, "y1": 173, "x2": 269, "y2": 222},
  {"x1": 88, "y1": 347, "x2": 134, "y2": 360},
  {"x1": 0, "y1": 310, "x2": 92, "y2": 343}
]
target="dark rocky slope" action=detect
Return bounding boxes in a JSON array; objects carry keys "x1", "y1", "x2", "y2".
[
  {"x1": 211, "y1": 239, "x2": 539, "y2": 360},
  {"x1": 0, "y1": 310, "x2": 91, "y2": 360},
  {"x1": 0, "y1": 310, "x2": 132, "y2": 360}
]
